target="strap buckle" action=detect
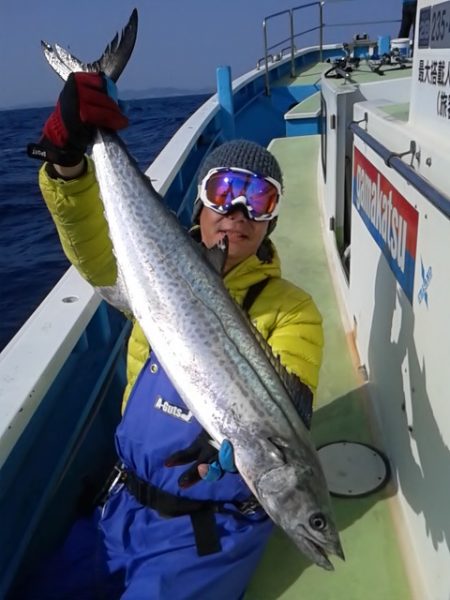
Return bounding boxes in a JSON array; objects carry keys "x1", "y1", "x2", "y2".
[
  {"x1": 108, "y1": 463, "x2": 127, "y2": 494},
  {"x1": 236, "y1": 496, "x2": 261, "y2": 515}
]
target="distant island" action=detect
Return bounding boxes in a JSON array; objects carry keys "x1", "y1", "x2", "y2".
[
  {"x1": 2, "y1": 87, "x2": 214, "y2": 111},
  {"x1": 121, "y1": 86, "x2": 213, "y2": 100}
]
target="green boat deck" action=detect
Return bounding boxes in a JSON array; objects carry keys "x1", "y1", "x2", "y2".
[
  {"x1": 245, "y1": 136, "x2": 412, "y2": 599},
  {"x1": 379, "y1": 102, "x2": 410, "y2": 122},
  {"x1": 273, "y1": 62, "x2": 331, "y2": 88},
  {"x1": 273, "y1": 59, "x2": 412, "y2": 90},
  {"x1": 285, "y1": 92, "x2": 320, "y2": 120}
]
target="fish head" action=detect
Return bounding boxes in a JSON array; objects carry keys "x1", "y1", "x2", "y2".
[{"x1": 244, "y1": 435, "x2": 344, "y2": 570}]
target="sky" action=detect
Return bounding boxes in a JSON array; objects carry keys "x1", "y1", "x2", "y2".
[{"x1": 0, "y1": 0, "x2": 402, "y2": 110}]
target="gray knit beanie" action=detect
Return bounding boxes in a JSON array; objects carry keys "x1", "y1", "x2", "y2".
[{"x1": 192, "y1": 140, "x2": 283, "y2": 228}]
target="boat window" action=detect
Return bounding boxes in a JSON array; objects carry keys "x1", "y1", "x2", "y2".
[{"x1": 320, "y1": 93, "x2": 327, "y2": 181}]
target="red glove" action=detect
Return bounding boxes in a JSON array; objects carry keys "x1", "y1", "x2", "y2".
[{"x1": 27, "y1": 72, "x2": 128, "y2": 166}]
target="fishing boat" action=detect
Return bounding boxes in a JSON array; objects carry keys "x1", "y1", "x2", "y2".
[{"x1": 1, "y1": 0, "x2": 448, "y2": 597}]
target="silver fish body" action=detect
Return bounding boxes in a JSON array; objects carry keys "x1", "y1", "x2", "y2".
[{"x1": 41, "y1": 11, "x2": 344, "y2": 570}]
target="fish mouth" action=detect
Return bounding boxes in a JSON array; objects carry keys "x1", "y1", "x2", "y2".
[
  {"x1": 301, "y1": 536, "x2": 335, "y2": 571},
  {"x1": 297, "y1": 524, "x2": 345, "y2": 570}
]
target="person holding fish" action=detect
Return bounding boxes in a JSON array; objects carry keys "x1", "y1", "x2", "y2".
[{"x1": 20, "y1": 72, "x2": 337, "y2": 600}]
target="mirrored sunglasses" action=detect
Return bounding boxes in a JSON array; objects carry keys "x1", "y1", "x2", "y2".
[{"x1": 199, "y1": 167, "x2": 281, "y2": 222}]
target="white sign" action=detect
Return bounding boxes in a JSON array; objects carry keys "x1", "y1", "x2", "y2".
[{"x1": 410, "y1": 0, "x2": 450, "y2": 131}]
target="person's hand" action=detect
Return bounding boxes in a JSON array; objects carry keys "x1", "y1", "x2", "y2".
[
  {"x1": 27, "y1": 72, "x2": 128, "y2": 167},
  {"x1": 165, "y1": 429, "x2": 237, "y2": 488}
]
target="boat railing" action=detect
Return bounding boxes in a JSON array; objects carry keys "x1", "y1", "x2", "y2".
[
  {"x1": 261, "y1": 3, "x2": 323, "y2": 95},
  {"x1": 350, "y1": 123, "x2": 450, "y2": 221},
  {"x1": 260, "y1": 2, "x2": 401, "y2": 96}
]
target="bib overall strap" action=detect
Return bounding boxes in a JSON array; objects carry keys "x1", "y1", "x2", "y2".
[
  {"x1": 114, "y1": 467, "x2": 263, "y2": 556},
  {"x1": 241, "y1": 278, "x2": 270, "y2": 313},
  {"x1": 123, "y1": 468, "x2": 221, "y2": 555}
]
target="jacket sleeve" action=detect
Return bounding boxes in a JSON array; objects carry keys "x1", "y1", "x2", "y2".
[
  {"x1": 251, "y1": 278, "x2": 324, "y2": 397},
  {"x1": 38, "y1": 158, "x2": 118, "y2": 286}
]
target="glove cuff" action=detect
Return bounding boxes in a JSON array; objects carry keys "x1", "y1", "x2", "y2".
[{"x1": 27, "y1": 137, "x2": 85, "y2": 167}]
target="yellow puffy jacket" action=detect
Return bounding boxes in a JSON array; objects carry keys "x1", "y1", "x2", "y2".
[{"x1": 39, "y1": 159, "x2": 324, "y2": 410}]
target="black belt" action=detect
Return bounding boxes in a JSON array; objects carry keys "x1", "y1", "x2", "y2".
[{"x1": 107, "y1": 465, "x2": 262, "y2": 557}]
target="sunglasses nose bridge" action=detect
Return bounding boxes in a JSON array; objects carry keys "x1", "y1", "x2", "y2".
[
  {"x1": 225, "y1": 203, "x2": 252, "y2": 220},
  {"x1": 230, "y1": 195, "x2": 249, "y2": 208}
]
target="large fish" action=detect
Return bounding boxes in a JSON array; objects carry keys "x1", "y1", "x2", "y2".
[{"x1": 39, "y1": 10, "x2": 344, "y2": 569}]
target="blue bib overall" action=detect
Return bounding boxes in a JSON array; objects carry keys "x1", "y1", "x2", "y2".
[
  {"x1": 20, "y1": 352, "x2": 272, "y2": 600},
  {"x1": 103, "y1": 352, "x2": 272, "y2": 599}
]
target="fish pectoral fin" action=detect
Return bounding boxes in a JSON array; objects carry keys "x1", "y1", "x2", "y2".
[
  {"x1": 262, "y1": 436, "x2": 289, "y2": 465},
  {"x1": 201, "y1": 236, "x2": 228, "y2": 274}
]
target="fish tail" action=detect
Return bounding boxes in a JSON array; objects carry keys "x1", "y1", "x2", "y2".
[{"x1": 40, "y1": 9, "x2": 138, "y2": 82}]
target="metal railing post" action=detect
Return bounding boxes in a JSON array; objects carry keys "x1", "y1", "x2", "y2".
[
  {"x1": 290, "y1": 10, "x2": 295, "y2": 78},
  {"x1": 319, "y1": 2, "x2": 324, "y2": 62},
  {"x1": 263, "y1": 18, "x2": 270, "y2": 96}
]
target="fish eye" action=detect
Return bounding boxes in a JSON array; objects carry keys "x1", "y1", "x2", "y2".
[{"x1": 309, "y1": 512, "x2": 327, "y2": 531}]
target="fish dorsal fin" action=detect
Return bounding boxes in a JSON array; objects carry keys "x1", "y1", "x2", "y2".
[
  {"x1": 247, "y1": 316, "x2": 313, "y2": 429},
  {"x1": 202, "y1": 236, "x2": 228, "y2": 274},
  {"x1": 281, "y1": 368, "x2": 313, "y2": 428}
]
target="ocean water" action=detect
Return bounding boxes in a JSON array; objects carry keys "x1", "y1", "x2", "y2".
[{"x1": 0, "y1": 94, "x2": 209, "y2": 351}]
